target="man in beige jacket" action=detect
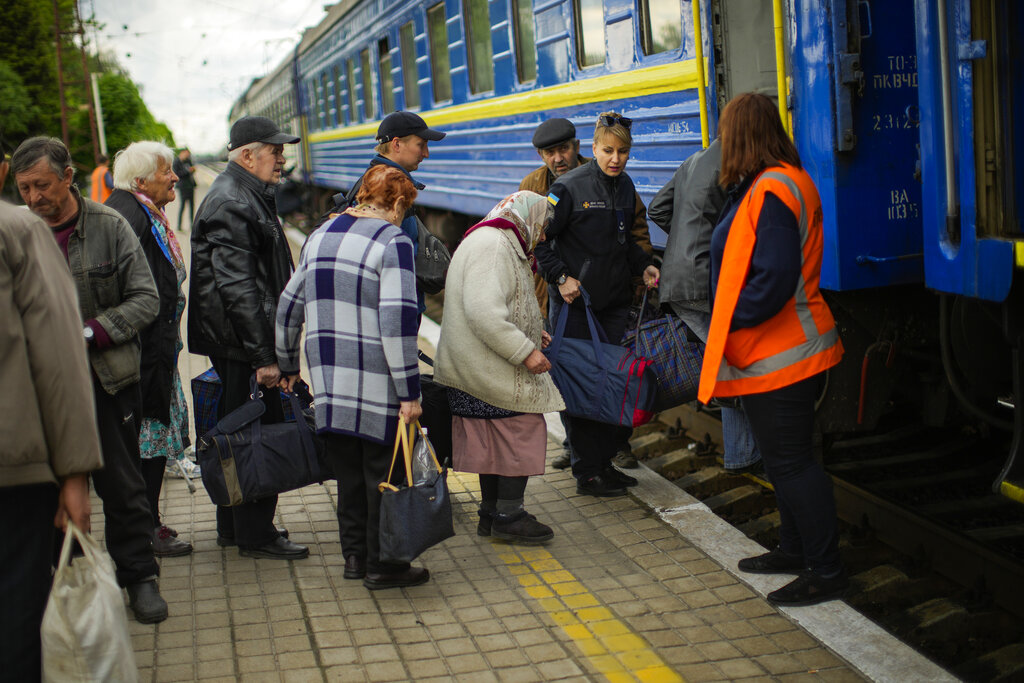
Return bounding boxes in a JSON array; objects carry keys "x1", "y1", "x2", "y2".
[{"x1": 0, "y1": 136, "x2": 103, "y2": 683}]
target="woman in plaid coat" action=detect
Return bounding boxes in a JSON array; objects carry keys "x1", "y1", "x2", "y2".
[{"x1": 276, "y1": 165, "x2": 427, "y2": 590}]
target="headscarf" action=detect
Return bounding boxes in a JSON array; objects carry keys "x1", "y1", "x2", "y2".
[{"x1": 463, "y1": 191, "x2": 553, "y2": 272}]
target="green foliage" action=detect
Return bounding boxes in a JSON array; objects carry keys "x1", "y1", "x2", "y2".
[{"x1": 0, "y1": 0, "x2": 175, "y2": 175}]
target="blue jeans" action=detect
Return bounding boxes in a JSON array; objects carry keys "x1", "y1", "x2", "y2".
[{"x1": 672, "y1": 305, "x2": 761, "y2": 470}]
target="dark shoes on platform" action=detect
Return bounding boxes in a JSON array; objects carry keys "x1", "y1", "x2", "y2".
[
  {"x1": 576, "y1": 473, "x2": 628, "y2": 497},
  {"x1": 767, "y1": 572, "x2": 850, "y2": 607},
  {"x1": 344, "y1": 555, "x2": 366, "y2": 579},
  {"x1": 238, "y1": 536, "x2": 309, "y2": 560},
  {"x1": 611, "y1": 449, "x2": 639, "y2": 469},
  {"x1": 127, "y1": 579, "x2": 168, "y2": 624},
  {"x1": 551, "y1": 451, "x2": 571, "y2": 470},
  {"x1": 491, "y1": 510, "x2": 554, "y2": 545},
  {"x1": 603, "y1": 465, "x2": 638, "y2": 488},
  {"x1": 217, "y1": 527, "x2": 289, "y2": 547},
  {"x1": 153, "y1": 525, "x2": 193, "y2": 557},
  {"x1": 737, "y1": 547, "x2": 805, "y2": 575},
  {"x1": 363, "y1": 566, "x2": 430, "y2": 590}
]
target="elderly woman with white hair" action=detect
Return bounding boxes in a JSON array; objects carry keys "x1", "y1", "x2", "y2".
[
  {"x1": 106, "y1": 141, "x2": 193, "y2": 557},
  {"x1": 435, "y1": 191, "x2": 565, "y2": 544}
]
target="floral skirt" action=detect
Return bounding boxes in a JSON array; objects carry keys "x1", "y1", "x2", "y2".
[{"x1": 139, "y1": 371, "x2": 191, "y2": 460}]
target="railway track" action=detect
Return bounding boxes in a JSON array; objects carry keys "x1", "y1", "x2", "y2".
[{"x1": 643, "y1": 404, "x2": 1024, "y2": 682}]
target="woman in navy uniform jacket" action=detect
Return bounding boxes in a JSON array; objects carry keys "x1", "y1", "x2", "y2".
[{"x1": 534, "y1": 112, "x2": 660, "y2": 497}]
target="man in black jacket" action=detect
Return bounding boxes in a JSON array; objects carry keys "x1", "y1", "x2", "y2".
[{"x1": 188, "y1": 116, "x2": 309, "y2": 559}]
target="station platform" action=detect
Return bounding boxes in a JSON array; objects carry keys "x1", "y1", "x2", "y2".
[{"x1": 89, "y1": 427, "x2": 950, "y2": 683}]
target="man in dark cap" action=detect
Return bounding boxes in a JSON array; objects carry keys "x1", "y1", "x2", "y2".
[
  {"x1": 520, "y1": 117, "x2": 654, "y2": 469},
  {"x1": 328, "y1": 111, "x2": 447, "y2": 313},
  {"x1": 188, "y1": 116, "x2": 310, "y2": 559}
]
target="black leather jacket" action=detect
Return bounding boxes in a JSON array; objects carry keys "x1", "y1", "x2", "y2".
[
  {"x1": 188, "y1": 162, "x2": 293, "y2": 367},
  {"x1": 535, "y1": 160, "x2": 654, "y2": 311}
]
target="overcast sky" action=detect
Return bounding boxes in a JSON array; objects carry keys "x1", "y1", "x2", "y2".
[{"x1": 89, "y1": 0, "x2": 328, "y2": 155}]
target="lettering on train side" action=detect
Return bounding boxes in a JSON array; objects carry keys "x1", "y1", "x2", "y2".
[
  {"x1": 871, "y1": 111, "x2": 919, "y2": 131},
  {"x1": 887, "y1": 188, "x2": 920, "y2": 221},
  {"x1": 871, "y1": 54, "x2": 918, "y2": 90}
]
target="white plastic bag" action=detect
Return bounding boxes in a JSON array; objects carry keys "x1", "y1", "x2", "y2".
[
  {"x1": 41, "y1": 521, "x2": 138, "y2": 683},
  {"x1": 410, "y1": 426, "x2": 440, "y2": 486}
]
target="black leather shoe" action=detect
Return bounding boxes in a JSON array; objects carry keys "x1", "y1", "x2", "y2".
[
  {"x1": 603, "y1": 465, "x2": 638, "y2": 487},
  {"x1": 126, "y1": 580, "x2": 168, "y2": 624},
  {"x1": 576, "y1": 474, "x2": 627, "y2": 498},
  {"x1": 239, "y1": 536, "x2": 309, "y2": 560},
  {"x1": 767, "y1": 572, "x2": 849, "y2": 607},
  {"x1": 738, "y1": 547, "x2": 805, "y2": 574},
  {"x1": 491, "y1": 510, "x2": 553, "y2": 545},
  {"x1": 217, "y1": 527, "x2": 289, "y2": 547},
  {"x1": 343, "y1": 555, "x2": 366, "y2": 579},
  {"x1": 363, "y1": 566, "x2": 430, "y2": 590}
]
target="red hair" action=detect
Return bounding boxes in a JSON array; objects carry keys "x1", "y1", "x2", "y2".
[
  {"x1": 356, "y1": 165, "x2": 418, "y2": 214},
  {"x1": 718, "y1": 92, "x2": 801, "y2": 187}
]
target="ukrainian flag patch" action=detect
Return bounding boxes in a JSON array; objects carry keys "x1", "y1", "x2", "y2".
[{"x1": 547, "y1": 192, "x2": 559, "y2": 206}]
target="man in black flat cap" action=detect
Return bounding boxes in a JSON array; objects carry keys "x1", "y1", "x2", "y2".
[
  {"x1": 188, "y1": 115, "x2": 310, "y2": 559},
  {"x1": 521, "y1": 118, "x2": 654, "y2": 470}
]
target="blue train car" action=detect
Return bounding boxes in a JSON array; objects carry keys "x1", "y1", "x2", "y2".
[{"x1": 235, "y1": 0, "x2": 1024, "y2": 500}]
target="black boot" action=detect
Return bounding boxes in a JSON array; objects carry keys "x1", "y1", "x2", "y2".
[
  {"x1": 126, "y1": 579, "x2": 168, "y2": 624},
  {"x1": 491, "y1": 510, "x2": 553, "y2": 545}
]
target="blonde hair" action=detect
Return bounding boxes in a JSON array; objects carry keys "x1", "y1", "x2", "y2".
[{"x1": 593, "y1": 111, "x2": 632, "y2": 148}]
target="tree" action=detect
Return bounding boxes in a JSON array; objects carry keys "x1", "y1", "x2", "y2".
[{"x1": 0, "y1": 61, "x2": 37, "y2": 141}]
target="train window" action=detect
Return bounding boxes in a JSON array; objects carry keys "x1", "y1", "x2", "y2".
[
  {"x1": 573, "y1": 0, "x2": 605, "y2": 67},
  {"x1": 320, "y1": 72, "x2": 330, "y2": 128},
  {"x1": 346, "y1": 59, "x2": 359, "y2": 120},
  {"x1": 400, "y1": 21, "x2": 420, "y2": 109},
  {"x1": 333, "y1": 65, "x2": 344, "y2": 125},
  {"x1": 427, "y1": 3, "x2": 453, "y2": 102},
  {"x1": 639, "y1": 0, "x2": 681, "y2": 55},
  {"x1": 511, "y1": 0, "x2": 537, "y2": 82},
  {"x1": 360, "y1": 48, "x2": 376, "y2": 119},
  {"x1": 379, "y1": 38, "x2": 396, "y2": 114},
  {"x1": 463, "y1": 0, "x2": 494, "y2": 93}
]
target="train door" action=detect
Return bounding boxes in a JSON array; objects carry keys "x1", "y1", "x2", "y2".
[{"x1": 709, "y1": 0, "x2": 778, "y2": 109}]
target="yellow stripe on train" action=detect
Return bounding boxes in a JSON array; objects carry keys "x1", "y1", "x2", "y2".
[{"x1": 307, "y1": 59, "x2": 703, "y2": 144}]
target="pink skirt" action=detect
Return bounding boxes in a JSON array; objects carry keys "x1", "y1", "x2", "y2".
[{"x1": 452, "y1": 413, "x2": 547, "y2": 476}]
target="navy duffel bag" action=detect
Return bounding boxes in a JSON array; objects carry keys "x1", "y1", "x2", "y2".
[
  {"x1": 544, "y1": 289, "x2": 658, "y2": 428},
  {"x1": 196, "y1": 374, "x2": 331, "y2": 506}
]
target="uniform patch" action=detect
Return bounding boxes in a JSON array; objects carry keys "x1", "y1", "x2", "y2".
[
  {"x1": 582, "y1": 200, "x2": 606, "y2": 209},
  {"x1": 547, "y1": 193, "x2": 559, "y2": 206}
]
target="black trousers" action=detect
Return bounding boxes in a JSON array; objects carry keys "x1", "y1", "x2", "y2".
[
  {"x1": 324, "y1": 433, "x2": 409, "y2": 574},
  {"x1": 177, "y1": 191, "x2": 194, "y2": 230},
  {"x1": 548, "y1": 296, "x2": 633, "y2": 480},
  {"x1": 210, "y1": 356, "x2": 282, "y2": 548},
  {"x1": 741, "y1": 373, "x2": 842, "y2": 576},
  {"x1": 0, "y1": 483, "x2": 58, "y2": 683},
  {"x1": 91, "y1": 380, "x2": 160, "y2": 585}
]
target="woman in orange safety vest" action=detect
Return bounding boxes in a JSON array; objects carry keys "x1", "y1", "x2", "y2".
[{"x1": 700, "y1": 93, "x2": 847, "y2": 607}]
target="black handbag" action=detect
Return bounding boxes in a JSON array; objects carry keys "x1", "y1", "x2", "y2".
[
  {"x1": 415, "y1": 219, "x2": 450, "y2": 295},
  {"x1": 196, "y1": 374, "x2": 331, "y2": 506},
  {"x1": 378, "y1": 418, "x2": 455, "y2": 564}
]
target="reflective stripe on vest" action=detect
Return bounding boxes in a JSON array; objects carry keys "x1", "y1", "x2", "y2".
[{"x1": 716, "y1": 170, "x2": 829, "y2": 382}]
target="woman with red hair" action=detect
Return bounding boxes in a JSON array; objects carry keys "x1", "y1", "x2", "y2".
[
  {"x1": 277, "y1": 164, "x2": 428, "y2": 590},
  {"x1": 700, "y1": 93, "x2": 846, "y2": 606}
]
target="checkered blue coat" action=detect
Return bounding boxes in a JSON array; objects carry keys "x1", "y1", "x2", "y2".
[{"x1": 276, "y1": 214, "x2": 420, "y2": 444}]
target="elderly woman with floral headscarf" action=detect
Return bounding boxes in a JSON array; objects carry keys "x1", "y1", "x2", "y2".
[{"x1": 435, "y1": 191, "x2": 566, "y2": 544}]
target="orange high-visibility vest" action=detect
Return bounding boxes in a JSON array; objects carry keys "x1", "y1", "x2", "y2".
[
  {"x1": 698, "y1": 163, "x2": 843, "y2": 402},
  {"x1": 90, "y1": 164, "x2": 111, "y2": 203}
]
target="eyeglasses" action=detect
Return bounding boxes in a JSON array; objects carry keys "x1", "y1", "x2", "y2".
[{"x1": 599, "y1": 115, "x2": 632, "y2": 130}]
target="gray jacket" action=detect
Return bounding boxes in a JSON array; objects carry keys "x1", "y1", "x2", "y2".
[
  {"x1": 648, "y1": 139, "x2": 725, "y2": 306},
  {"x1": 0, "y1": 200, "x2": 103, "y2": 486},
  {"x1": 67, "y1": 187, "x2": 159, "y2": 394}
]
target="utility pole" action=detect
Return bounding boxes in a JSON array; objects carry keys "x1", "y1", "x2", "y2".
[{"x1": 52, "y1": 0, "x2": 101, "y2": 164}]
